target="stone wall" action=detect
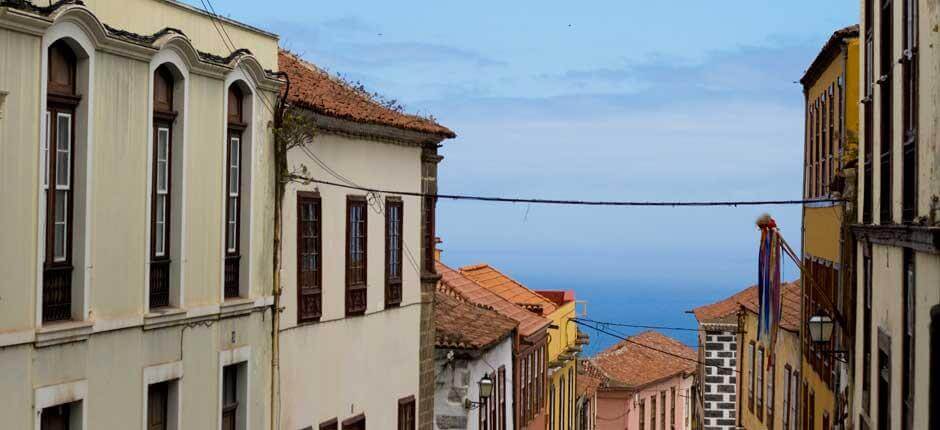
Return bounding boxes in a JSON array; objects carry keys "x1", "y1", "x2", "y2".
[{"x1": 702, "y1": 329, "x2": 738, "y2": 430}]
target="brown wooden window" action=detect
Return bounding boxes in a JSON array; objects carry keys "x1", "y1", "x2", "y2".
[
  {"x1": 398, "y1": 396, "x2": 415, "y2": 430},
  {"x1": 43, "y1": 40, "x2": 81, "y2": 323},
  {"x1": 783, "y1": 365, "x2": 792, "y2": 430},
  {"x1": 767, "y1": 362, "x2": 775, "y2": 430},
  {"x1": 671, "y1": 387, "x2": 676, "y2": 429},
  {"x1": 639, "y1": 399, "x2": 645, "y2": 430},
  {"x1": 423, "y1": 195, "x2": 435, "y2": 271},
  {"x1": 930, "y1": 305, "x2": 939, "y2": 430},
  {"x1": 342, "y1": 414, "x2": 365, "y2": 430},
  {"x1": 862, "y1": 248, "x2": 873, "y2": 413},
  {"x1": 385, "y1": 198, "x2": 403, "y2": 307},
  {"x1": 901, "y1": 0, "x2": 918, "y2": 222},
  {"x1": 222, "y1": 364, "x2": 239, "y2": 430},
  {"x1": 569, "y1": 367, "x2": 575, "y2": 429},
  {"x1": 319, "y1": 418, "x2": 338, "y2": 430},
  {"x1": 225, "y1": 85, "x2": 246, "y2": 299},
  {"x1": 148, "y1": 382, "x2": 169, "y2": 430},
  {"x1": 297, "y1": 192, "x2": 322, "y2": 323},
  {"x1": 41, "y1": 403, "x2": 74, "y2": 430},
  {"x1": 902, "y1": 249, "x2": 915, "y2": 430},
  {"x1": 863, "y1": 0, "x2": 875, "y2": 224},
  {"x1": 660, "y1": 390, "x2": 666, "y2": 430},
  {"x1": 748, "y1": 341, "x2": 755, "y2": 413},
  {"x1": 757, "y1": 346, "x2": 764, "y2": 421},
  {"x1": 346, "y1": 196, "x2": 368, "y2": 316},
  {"x1": 877, "y1": 330, "x2": 891, "y2": 430},
  {"x1": 150, "y1": 66, "x2": 176, "y2": 310},
  {"x1": 498, "y1": 366, "x2": 507, "y2": 430},
  {"x1": 650, "y1": 395, "x2": 657, "y2": 430},
  {"x1": 879, "y1": 0, "x2": 894, "y2": 224},
  {"x1": 559, "y1": 375, "x2": 565, "y2": 427}
]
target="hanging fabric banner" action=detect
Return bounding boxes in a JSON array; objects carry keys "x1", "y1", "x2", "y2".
[{"x1": 756, "y1": 214, "x2": 782, "y2": 358}]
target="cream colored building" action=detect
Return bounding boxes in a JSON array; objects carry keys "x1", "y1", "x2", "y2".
[
  {"x1": 851, "y1": 1, "x2": 940, "y2": 430},
  {"x1": 0, "y1": 0, "x2": 281, "y2": 428},
  {"x1": 277, "y1": 51, "x2": 455, "y2": 430}
]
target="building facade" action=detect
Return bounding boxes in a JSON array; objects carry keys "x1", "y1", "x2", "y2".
[
  {"x1": 0, "y1": 0, "x2": 281, "y2": 429},
  {"x1": 693, "y1": 289, "x2": 750, "y2": 430},
  {"x1": 535, "y1": 290, "x2": 581, "y2": 430},
  {"x1": 433, "y1": 288, "x2": 517, "y2": 430},
  {"x1": 851, "y1": 1, "x2": 940, "y2": 430},
  {"x1": 799, "y1": 24, "x2": 861, "y2": 430},
  {"x1": 277, "y1": 51, "x2": 454, "y2": 429},
  {"x1": 591, "y1": 331, "x2": 695, "y2": 430}
]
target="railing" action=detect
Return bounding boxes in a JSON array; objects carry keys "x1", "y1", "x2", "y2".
[
  {"x1": 43, "y1": 265, "x2": 72, "y2": 322},
  {"x1": 346, "y1": 285, "x2": 367, "y2": 315},
  {"x1": 149, "y1": 260, "x2": 170, "y2": 309},
  {"x1": 224, "y1": 255, "x2": 240, "y2": 298}
]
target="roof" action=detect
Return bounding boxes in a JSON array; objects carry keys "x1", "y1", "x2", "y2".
[
  {"x1": 800, "y1": 25, "x2": 860, "y2": 86},
  {"x1": 534, "y1": 290, "x2": 576, "y2": 307},
  {"x1": 278, "y1": 50, "x2": 456, "y2": 138},
  {"x1": 577, "y1": 359, "x2": 605, "y2": 397},
  {"x1": 434, "y1": 291, "x2": 517, "y2": 350},
  {"x1": 437, "y1": 261, "x2": 550, "y2": 338},
  {"x1": 592, "y1": 331, "x2": 697, "y2": 389},
  {"x1": 738, "y1": 281, "x2": 802, "y2": 332},
  {"x1": 460, "y1": 264, "x2": 558, "y2": 316},
  {"x1": 693, "y1": 285, "x2": 758, "y2": 325}
]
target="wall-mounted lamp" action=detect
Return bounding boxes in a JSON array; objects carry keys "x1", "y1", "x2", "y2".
[
  {"x1": 464, "y1": 375, "x2": 494, "y2": 410},
  {"x1": 808, "y1": 312, "x2": 848, "y2": 363}
]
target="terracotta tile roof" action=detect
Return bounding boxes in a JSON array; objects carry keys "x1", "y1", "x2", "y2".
[
  {"x1": 592, "y1": 331, "x2": 697, "y2": 389},
  {"x1": 435, "y1": 291, "x2": 517, "y2": 350},
  {"x1": 738, "y1": 281, "x2": 802, "y2": 332},
  {"x1": 577, "y1": 359, "x2": 606, "y2": 397},
  {"x1": 278, "y1": 50, "x2": 456, "y2": 138},
  {"x1": 437, "y1": 262, "x2": 550, "y2": 337},
  {"x1": 692, "y1": 285, "x2": 759, "y2": 324},
  {"x1": 534, "y1": 290, "x2": 576, "y2": 307},
  {"x1": 459, "y1": 264, "x2": 558, "y2": 316}
]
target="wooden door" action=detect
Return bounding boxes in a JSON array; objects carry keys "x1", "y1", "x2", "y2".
[
  {"x1": 41, "y1": 404, "x2": 70, "y2": 430},
  {"x1": 148, "y1": 382, "x2": 169, "y2": 430}
]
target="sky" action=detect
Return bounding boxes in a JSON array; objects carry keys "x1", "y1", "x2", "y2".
[{"x1": 190, "y1": 0, "x2": 859, "y2": 354}]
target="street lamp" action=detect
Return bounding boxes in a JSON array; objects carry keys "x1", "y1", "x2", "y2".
[
  {"x1": 465, "y1": 375, "x2": 494, "y2": 410},
  {"x1": 808, "y1": 312, "x2": 847, "y2": 363}
]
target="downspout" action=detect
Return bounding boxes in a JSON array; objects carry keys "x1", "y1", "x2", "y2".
[
  {"x1": 270, "y1": 70, "x2": 290, "y2": 430},
  {"x1": 798, "y1": 80, "x2": 809, "y2": 430}
]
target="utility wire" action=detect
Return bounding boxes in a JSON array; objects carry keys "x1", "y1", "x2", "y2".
[
  {"x1": 573, "y1": 318, "x2": 741, "y2": 375},
  {"x1": 575, "y1": 316, "x2": 740, "y2": 334},
  {"x1": 304, "y1": 177, "x2": 844, "y2": 207}
]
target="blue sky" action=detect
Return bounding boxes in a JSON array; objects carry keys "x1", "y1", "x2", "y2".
[{"x1": 192, "y1": 0, "x2": 858, "y2": 353}]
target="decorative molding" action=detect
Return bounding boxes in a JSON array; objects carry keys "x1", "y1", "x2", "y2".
[
  {"x1": 305, "y1": 110, "x2": 449, "y2": 148},
  {"x1": 851, "y1": 224, "x2": 940, "y2": 254},
  {"x1": 35, "y1": 320, "x2": 94, "y2": 348}
]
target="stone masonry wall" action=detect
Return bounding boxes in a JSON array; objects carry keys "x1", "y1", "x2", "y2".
[{"x1": 702, "y1": 330, "x2": 738, "y2": 430}]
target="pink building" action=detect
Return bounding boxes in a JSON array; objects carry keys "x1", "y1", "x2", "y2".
[{"x1": 591, "y1": 331, "x2": 696, "y2": 430}]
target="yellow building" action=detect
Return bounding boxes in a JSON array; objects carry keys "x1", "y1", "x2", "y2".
[{"x1": 798, "y1": 24, "x2": 860, "y2": 430}]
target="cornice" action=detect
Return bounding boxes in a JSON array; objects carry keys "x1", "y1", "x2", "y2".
[{"x1": 851, "y1": 223, "x2": 940, "y2": 254}]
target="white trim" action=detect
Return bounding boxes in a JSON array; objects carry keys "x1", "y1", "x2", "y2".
[
  {"x1": 145, "y1": 48, "x2": 191, "y2": 310},
  {"x1": 142, "y1": 361, "x2": 184, "y2": 430},
  {"x1": 92, "y1": 314, "x2": 143, "y2": 333},
  {"x1": 38, "y1": 20, "x2": 97, "y2": 326},
  {"x1": 34, "y1": 379, "x2": 88, "y2": 430},
  {"x1": 220, "y1": 68, "x2": 257, "y2": 302},
  {"x1": 218, "y1": 345, "x2": 252, "y2": 430}
]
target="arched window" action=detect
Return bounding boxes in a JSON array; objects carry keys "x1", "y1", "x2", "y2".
[
  {"x1": 224, "y1": 85, "x2": 246, "y2": 299},
  {"x1": 43, "y1": 40, "x2": 81, "y2": 322},
  {"x1": 149, "y1": 65, "x2": 177, "y2": 309}
]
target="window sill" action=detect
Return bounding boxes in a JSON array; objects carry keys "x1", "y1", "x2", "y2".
[
  {"x1": 143, "y1": 307, "x2": 188, "y2": 330},
  {"x1": 220, "y1": 297, "x2": 255, "y2": 317},
  {"x1": 36, "y1": 319, "x2": 93, "y2": 348}
]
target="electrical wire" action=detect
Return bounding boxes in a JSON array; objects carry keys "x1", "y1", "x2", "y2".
[
  {"x1": 301, "y1": 177, "x2": 845, "y2": 207},
  {"x1": 574, "y1": 317, "x2": 735, "y2": 333}
]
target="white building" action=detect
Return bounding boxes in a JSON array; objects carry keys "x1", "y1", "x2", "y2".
[
  {"x1": 0, "y1": 1, "x2": 281, "y2": 429},
  {"x1": 277, "y1": 51, "x2": 455, "y2": 430}
]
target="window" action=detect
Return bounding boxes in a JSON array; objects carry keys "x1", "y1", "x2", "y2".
[
  {"x1": 794, "y1": 372, "x2": 801, "y2": 430},
  {"x1": 570, "y1": 367, "x2": 575, "y2": 429},
  {"x1": 808, "y1": 388, "x2": 815, "y2": 430},
  {"x1": 319, "y1": 419, "x2": 338, "y2": 430},
  {"x1": 345, "y1": 196, "x2": 368, "y2": 315},
  {"x1": 421, "y1": 157, "x2": 436, "y2": 271},
  {"x1": 43, "y1": 40, "x2": 81, "y2": 323},
  {"x1": 670, "y1": 387, "x2": 676, "y2": 429},
  {"x1": 767, "y1": 362, "x2": 775, "y2": 430},
  {"x1": 660, "y1": 391, "x2": 666, "y2": 430},
  {"x1": 224, "y1": 85, "x2": 246, "y2": 299},
  {"x1": 398, "y1": 396, "x2": 415, "y2": 430},
  {"x1": 549, "y1": 383, "x2": 555, "y2": 430},
  {"x1": 499, "y1": 366, "x2": 507, "y2": 430},
  {"x1": 684, "y1": 389, "x2": 690, "y2": 427},
  {"x1": 901, "y1": 0, "x2": 918, "y2": 222},
  {"x1": 342, "y1": 414, "x2": 365, "y2": 430},
  {"x1": 902, "y1": 250, "x2": 915, "y2": 430},
  {"x1": 297, "y1": 192, "x2": 322, "y2": 323},
  {"x1": 639, "y1": 399, "x2": 646, "y2": 430},
  {"x1": 783, "y1": 366, "x2": 792, "y2": 430},
  {"x1": 879, "y1": 0, "x2": 894, "y2": 224},
  {"x1": 748, "y1": 341, "x2": 755, "y2": 412},
  {"x1": 385, "y1": 198, "x2": 403, "y2": 307},
  {"x1": 521, "y1": 355, "x2": 528, "y2": 421},
  {"x1": 150, "y1": 66, "x2": 176, "y2": 310},
  {"x1": 863, "y1": 0, "x2": 875, "y2": 224},
  {"x1": 221, "y1": 365, "x2": 239, "y2": 430},
  {"x1": 650, "y1": 395, "x2": 657, "y2": 430},
  {"x1": 490, "y1": 371, "x2": 498, "y2": 429},
  {"x1": 930, "y1": 306, "x2": 939, "y2": 430},
  {"x1": 757, "y1": 347, "x2": 764, "y2": 421},
  {"x1": 862, "y1": 247, "x2": 873, "y2": 413},
  {"x1": 41, "y1": 403, "x2": 77, "y2": 430},
  {"x1": 877, "y1": 331, "x2": 891, "y2": 430},
  {"x1": 559, "y1": 376, "x2": 565, "y2": 428},
  {"x1": 148, "y1": 382, "x2": 169, "y2": 430}
]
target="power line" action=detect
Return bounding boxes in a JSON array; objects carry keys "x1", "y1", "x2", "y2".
[
  {"x1": 575, "y1": 316, "x2": 737, "y2": 334},
  {"x1": 573, "y1": 318, "x2": 740, "y2": 375},
  {"x1": 302, "y1": 177, "x2": 845, "y2": 207}
]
